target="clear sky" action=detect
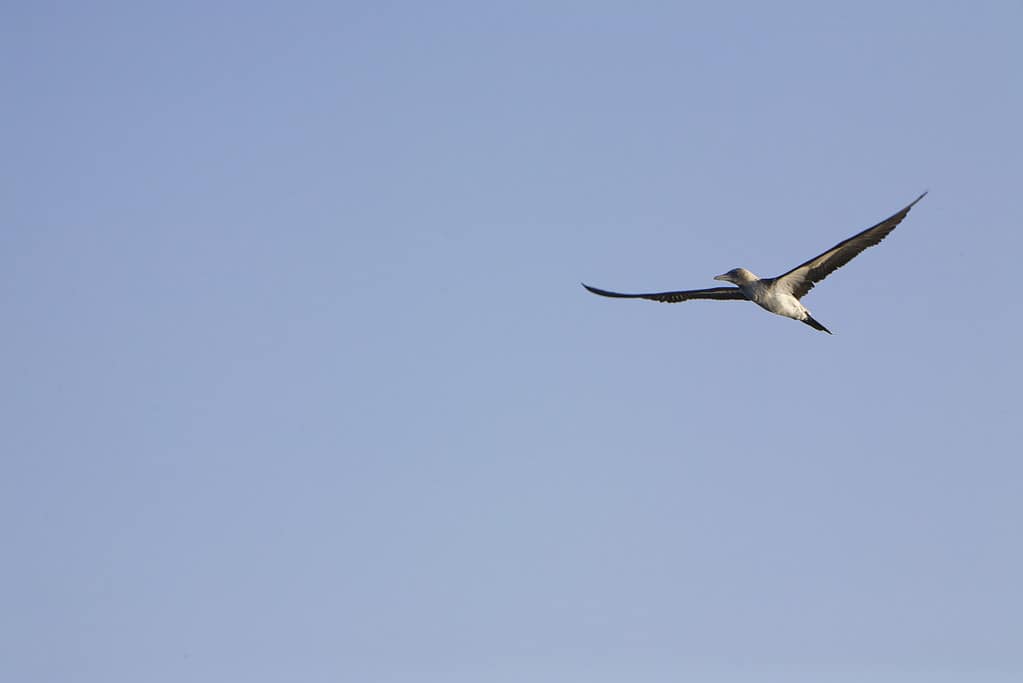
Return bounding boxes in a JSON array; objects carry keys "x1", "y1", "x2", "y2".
[{"x1": 3, "y1": 2, "x2": 1022, "y2": 682}]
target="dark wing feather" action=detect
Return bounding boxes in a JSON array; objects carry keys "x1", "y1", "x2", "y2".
[
  {"x1": 582, "y1": 283, "x2": 747, "y2": 303},
  {"x1": 773, "y1": 192, "x2": 927, "y2": 300}
]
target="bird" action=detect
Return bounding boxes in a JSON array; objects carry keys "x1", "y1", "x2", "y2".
[{"x1": 582, "y1": 192, "x2": 927, "y2": 334}]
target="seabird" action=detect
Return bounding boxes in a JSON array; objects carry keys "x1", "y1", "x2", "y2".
[{"x1": 583, "y1": 192, "x2": 927, "y2": 334}]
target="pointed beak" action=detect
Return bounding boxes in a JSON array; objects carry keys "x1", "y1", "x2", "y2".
[{"x1": 713, "y1": 273, "x2": 728, "y2": 282}]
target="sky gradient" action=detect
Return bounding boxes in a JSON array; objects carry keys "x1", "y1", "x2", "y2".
[{"x1": 4, "y1": 2, "x2": 1022, "y2": 682}]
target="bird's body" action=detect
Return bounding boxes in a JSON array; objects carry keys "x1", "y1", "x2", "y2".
[
  {"x1": 583, "y1": 192, "x2": 927, "y2": 334},
  {"x1": 742, "y1": 275, "x2": 807, "y2": 320},
  {"x1": 713, "y1": 267, "x2": 829, "y2": 332}
]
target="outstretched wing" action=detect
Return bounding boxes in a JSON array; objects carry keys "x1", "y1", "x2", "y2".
[
  {"x1": 772, "y1": 192, "x2": 927, "y2": 300},
  {"x1": 582, "y1": 283, "x2": 747, "y2": 303}
]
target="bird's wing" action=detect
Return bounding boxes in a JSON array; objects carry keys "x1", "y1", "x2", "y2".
[
  {"x1": 582, "y1": 283, "x2": 747, "y2": 303},
  {"x1": 772, "y1": 192, "x2": 927, "y2": 300}
]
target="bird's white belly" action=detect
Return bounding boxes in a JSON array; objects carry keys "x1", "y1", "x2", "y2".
[{"x1": 748, "y1": 287, "x2": 806, "y2": 320}]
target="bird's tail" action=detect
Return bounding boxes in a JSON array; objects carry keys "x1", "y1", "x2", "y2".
[{"x1": 802, "y1": 314, "x2": 832, "y2": 334}]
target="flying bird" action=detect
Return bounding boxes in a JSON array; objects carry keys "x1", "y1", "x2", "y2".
[{"x1": 582, "y1": 192, "x2": 927, "y2": 334}]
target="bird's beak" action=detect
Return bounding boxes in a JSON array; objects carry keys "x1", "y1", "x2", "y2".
[{"x1": 713, "y1": 273, "x2": 728, "y2": 282}]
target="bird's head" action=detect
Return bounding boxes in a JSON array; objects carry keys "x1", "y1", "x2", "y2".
[{"x1": 714, "y1": 268, "x2": 757, "y2": 285}]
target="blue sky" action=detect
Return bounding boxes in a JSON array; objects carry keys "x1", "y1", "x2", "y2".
[{"x1": 3, "y1": 2, "x2": 1022, "y2": 681}]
